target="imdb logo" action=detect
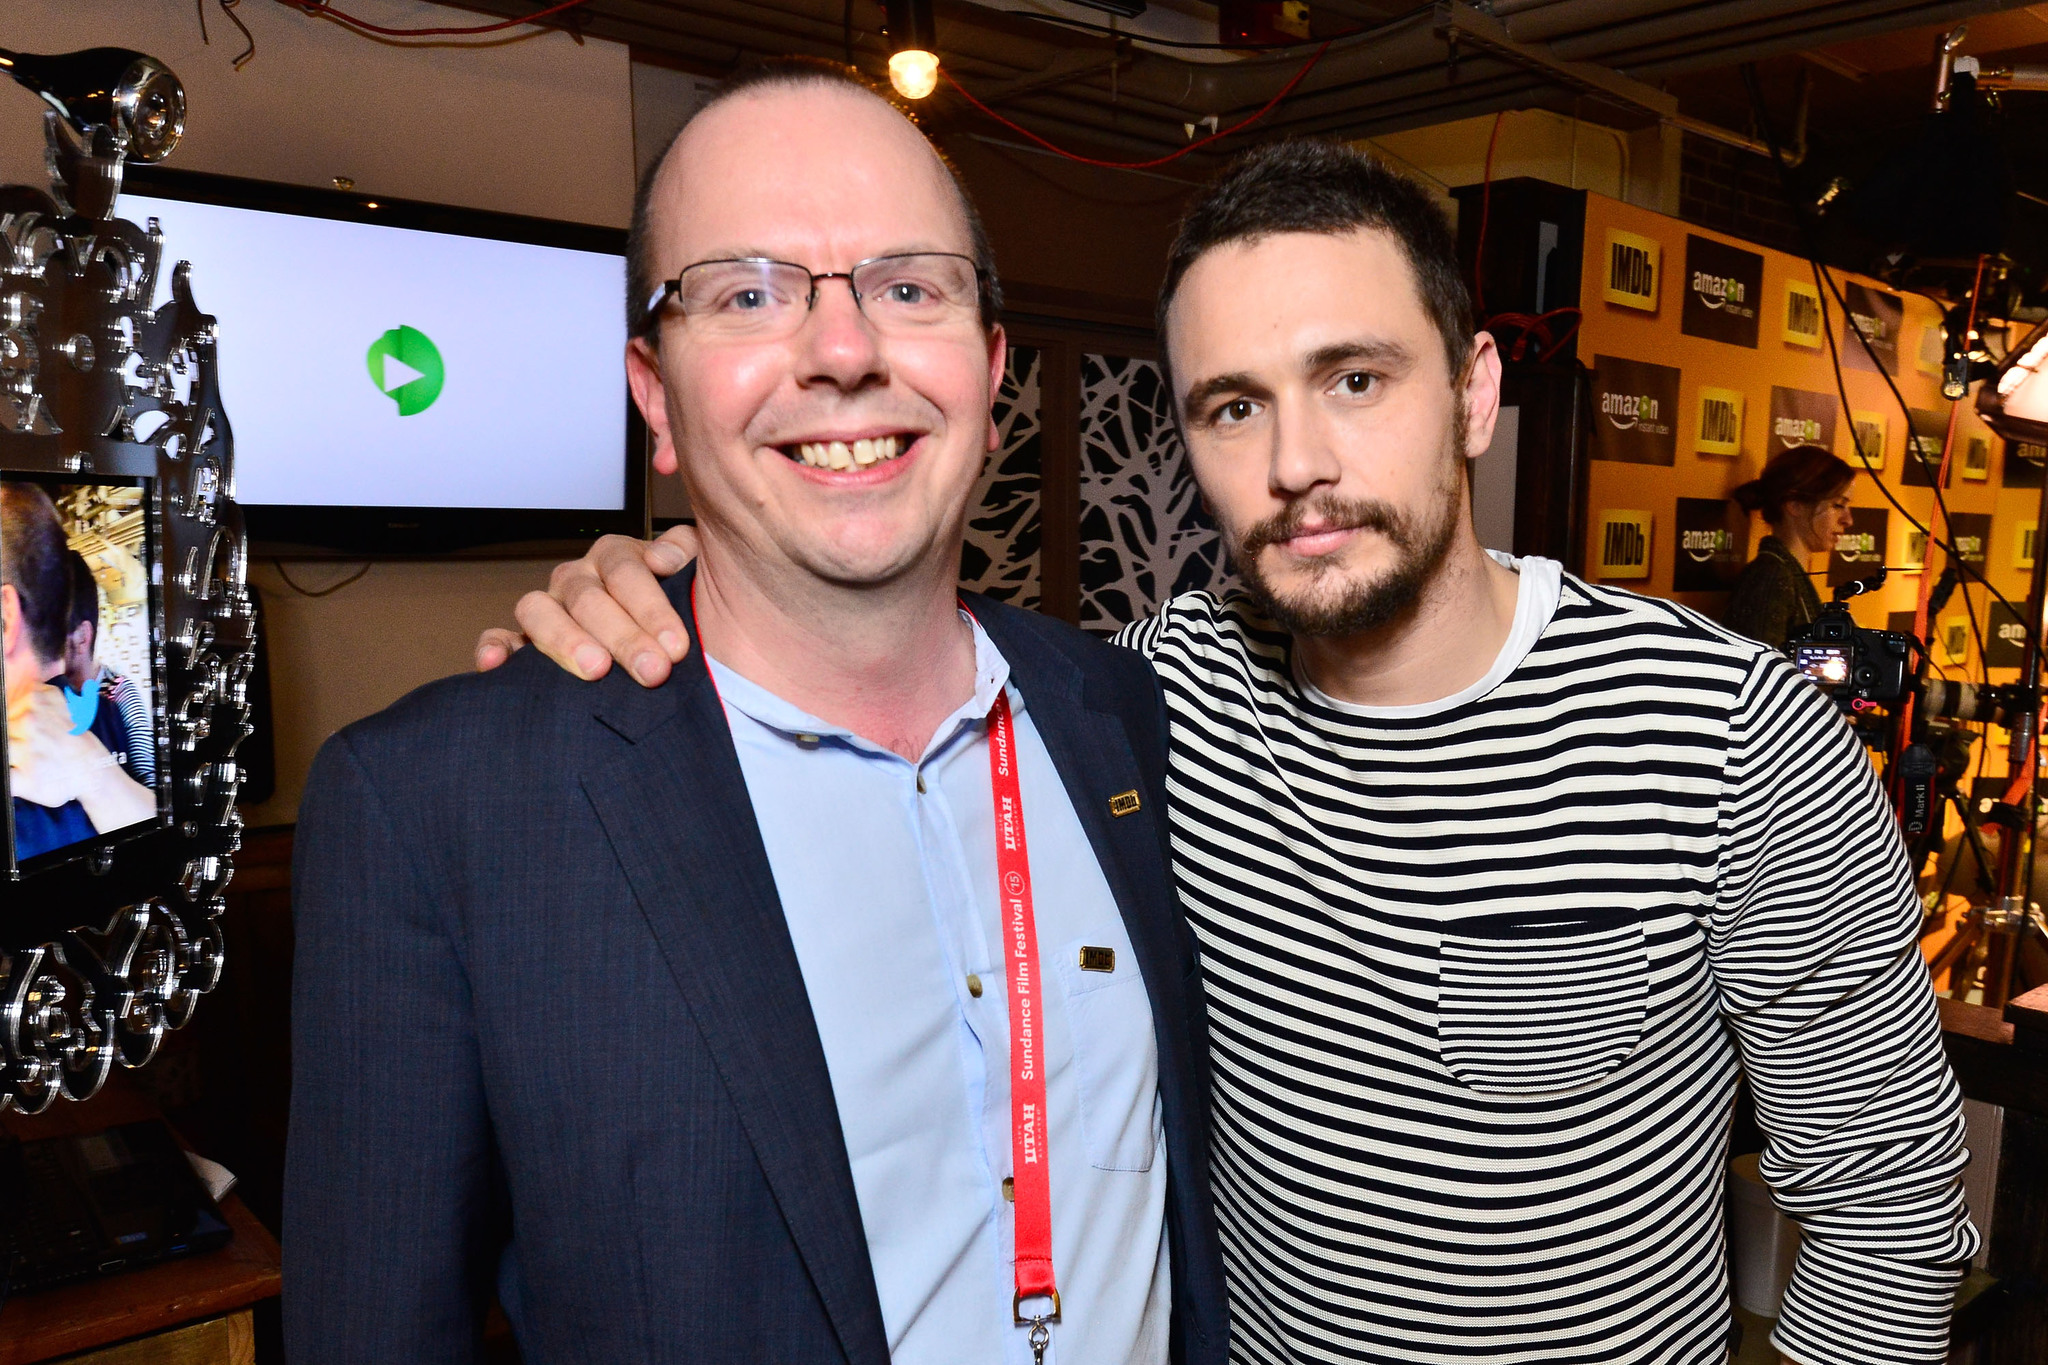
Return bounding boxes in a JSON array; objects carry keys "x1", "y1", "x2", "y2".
[
  {"x1": 1596, "y1": 510, "x2": 1652, "y2": 579},
  {"x1": 1603, "y1": 230, "x2": 1660, "y2": 312}
]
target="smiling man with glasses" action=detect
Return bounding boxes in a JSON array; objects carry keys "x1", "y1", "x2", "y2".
[{"x1": 285, "y1": 59, "x2": 1227, "y2": 1365}]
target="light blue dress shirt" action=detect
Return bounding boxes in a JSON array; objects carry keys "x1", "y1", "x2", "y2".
[{"x1": 707, "y1": 616, "x2": 1169, "y2": 1365}]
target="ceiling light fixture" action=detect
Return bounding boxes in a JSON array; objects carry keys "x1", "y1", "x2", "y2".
[{"x1": 885, "y1": 0, "x2": 940, "y2": 99}]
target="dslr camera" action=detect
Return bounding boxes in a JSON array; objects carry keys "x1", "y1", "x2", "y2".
[
  {"x1": 1789, "y1": 570, "x2": 2029, "y2": 731},
  {"x1": 1789, "y1": 574, "x2": 1913, "y2": 705}
]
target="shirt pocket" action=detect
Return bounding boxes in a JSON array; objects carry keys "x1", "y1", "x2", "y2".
[
  {"x1": 1054, "y1": 934, "x2": 1162, "y2": 1172},
  {"x1": 1435, "y1": 908, "x2": 1647, "y2": 1096}
]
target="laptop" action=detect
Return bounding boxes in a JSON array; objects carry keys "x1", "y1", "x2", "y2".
[{"x1": 1, "y1": 1119, "x2": 233, "y2": 1296}]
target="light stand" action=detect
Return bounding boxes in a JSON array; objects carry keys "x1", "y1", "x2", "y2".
[{"x1": 1975, "y1": 316, "x2": 2048, "y2": 1006}]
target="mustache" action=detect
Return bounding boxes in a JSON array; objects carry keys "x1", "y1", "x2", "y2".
[{"x1": 1235, "y1": 496, "x2": 1413, "y2": 560}]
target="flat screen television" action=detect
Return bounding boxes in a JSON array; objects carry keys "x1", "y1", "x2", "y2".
[{"x1": 118, "y1": 168, "x2": 645, "y2": 554}]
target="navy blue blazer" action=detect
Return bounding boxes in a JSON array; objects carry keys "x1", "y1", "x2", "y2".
[{"x1": 284, "y1": 571, "x2": 1228, "y2": 1365}]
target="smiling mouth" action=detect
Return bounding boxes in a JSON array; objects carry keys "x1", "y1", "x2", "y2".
[{"x1": 783, "y1": 434, "x2": 909, "y2": 471}]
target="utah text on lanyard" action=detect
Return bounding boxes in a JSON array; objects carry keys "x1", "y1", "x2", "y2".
[{"x1": 988, "y1": 689, "x2": 1061, "y2": 1364}]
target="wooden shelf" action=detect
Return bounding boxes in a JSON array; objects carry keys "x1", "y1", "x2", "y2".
[{"x1": 1, "y1": 1079, "x2": 280, "y2": 1365}]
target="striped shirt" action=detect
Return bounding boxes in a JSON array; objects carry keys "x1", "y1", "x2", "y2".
[{"x1": 1116, "y1": 556, "x2": 1978, "y2": 1365}]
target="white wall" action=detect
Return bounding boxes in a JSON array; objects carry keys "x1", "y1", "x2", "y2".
[
  {"x1": 0, "y1": 0, "x2": 633, "y2": 224},
  {"x1": 1, "y1": 0, "x2": 637, "y2": 827}
]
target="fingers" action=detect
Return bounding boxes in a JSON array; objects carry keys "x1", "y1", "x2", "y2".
[
  {"x1": 646, "y1": 523, "x2": 700, "y2": 575},
  {"x1": 514, "y1": 587, "x2": 615, "y2": 681},
  {"x1": 588, "y1": 537, "x2": 691, "y2": 668},
  {"x1": 474, "y1": 627, "x2": 526, "y2": 673},
  {"x1": 515, "y1": 531, "x2": 697, "y2": 689}
]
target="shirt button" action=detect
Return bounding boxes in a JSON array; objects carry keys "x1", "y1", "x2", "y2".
[
  {"x1": 1002, "y1": 1176, "x2": 1015, "y2": 1202},
  {"x1": 966, "y1": 972, "x2": 983, "y2": 997},
  {"x1": 916, "y1": 772, "x2": 927, "y2": 794}
]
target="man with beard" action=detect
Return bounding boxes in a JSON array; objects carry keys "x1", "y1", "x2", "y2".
[{"x1": 484, "y1": 141, "x2": 1976, "y2": 1364}]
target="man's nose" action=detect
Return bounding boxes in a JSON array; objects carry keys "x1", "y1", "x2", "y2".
[
  {"x1": 1268, "y1": 399, "x2": 1343, "y2": 497},
  {"x1": 794, "y1": 276, "x2": 887, "y2": 390}
]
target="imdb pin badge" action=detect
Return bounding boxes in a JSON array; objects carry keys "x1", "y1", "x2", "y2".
[
  {"x1": 1108, "y1": 790, "x2": 1141, "y2": 817},
  {"x1": 1079, "y1": 946, "x2": 1116, "y2": 973}
]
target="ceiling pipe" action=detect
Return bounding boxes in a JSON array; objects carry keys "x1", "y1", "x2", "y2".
[
  {"x1": 1108, "y1": 0, "x2": 1999, "y2": 128},
  {"x1": 444, "y1": 0, "x2": 2022, "y2": 155},
  {"x1": 1587, "y1": 0, "x2": 2017, "y2": 76}
]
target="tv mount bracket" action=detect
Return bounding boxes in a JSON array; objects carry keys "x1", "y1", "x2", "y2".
[{"x1": 0, "y1": 47, "x2": 253, "y2": 1112}]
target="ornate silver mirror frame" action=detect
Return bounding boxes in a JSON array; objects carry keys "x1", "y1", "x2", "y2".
[{"x1": 0, "y1": 48, "x2": 252, "y2": 1113}]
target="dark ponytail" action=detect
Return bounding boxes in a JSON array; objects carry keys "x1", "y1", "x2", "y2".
[{"x1": 1732, "y1": 444, "x2": 1855, "y2": 523}]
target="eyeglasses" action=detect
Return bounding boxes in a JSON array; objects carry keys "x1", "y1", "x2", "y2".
[{"x1": 644, "y1": 253, "x2": 983, "y2": 340}]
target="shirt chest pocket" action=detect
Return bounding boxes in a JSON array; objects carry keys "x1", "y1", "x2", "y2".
[
  {"x1": 1054, "y1": 935, "x2": 1162, "y2": 1172},
  {"x1": 1435, "y1": 909, "x2": 1648, "y2": 1096}
]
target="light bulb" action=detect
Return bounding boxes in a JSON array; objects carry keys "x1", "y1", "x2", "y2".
[{"x1": 890, "y1": 49, "x2": 939, "y2": 100}]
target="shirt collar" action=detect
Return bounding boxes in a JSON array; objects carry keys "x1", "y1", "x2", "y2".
[{"x1": 705, "y1": 609, "x2": 1014, "y2": 763}]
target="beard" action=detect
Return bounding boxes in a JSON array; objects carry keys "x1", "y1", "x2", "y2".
[{"x1": 1228, "y1": 431, "x2": 1466, "y2": 639}]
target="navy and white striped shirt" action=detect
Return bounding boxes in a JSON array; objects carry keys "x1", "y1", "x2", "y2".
[{"x1": 1117, "y1": 556, "x2": 1977, "y2": 1365}]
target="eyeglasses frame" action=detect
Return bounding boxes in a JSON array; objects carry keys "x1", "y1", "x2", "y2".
[{"x1": 642, "y1": 251, "x2": 986, "y2": 334}]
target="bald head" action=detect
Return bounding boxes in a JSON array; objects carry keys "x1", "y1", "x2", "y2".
[{"x1": 626, "y1": 61, "x2": 999, "y2": 341}]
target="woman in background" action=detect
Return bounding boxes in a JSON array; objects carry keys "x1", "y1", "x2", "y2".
[{"x1": 1724, "y1": 444, "x2": 1858, "y2": 651}]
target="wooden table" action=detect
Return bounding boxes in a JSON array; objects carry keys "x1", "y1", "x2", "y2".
[{"x1": 0, "y1": 1079, "x2": 281, "y2": 1365}]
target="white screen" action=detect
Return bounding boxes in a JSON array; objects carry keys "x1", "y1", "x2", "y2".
[{"x1": 120, "y1": 195, "x2": 627, "y2": 511}]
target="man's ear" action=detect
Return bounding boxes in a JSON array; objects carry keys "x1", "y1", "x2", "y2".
[
  {"x1": 1461, "y1": 331, "x2": 1503, "y2": 462},
  {"x1": 627, "y1": 337, "x2": 679, "y2": 477},
  {"x1": 985, "y1": 324, "x2": 1009, "y2": 453},
  {"x1": 1, "y1": 584, "x2": 19, "y2": 657}
]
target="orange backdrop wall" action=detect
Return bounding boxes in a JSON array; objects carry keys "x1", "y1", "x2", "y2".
[{"x1": 1575, "y1": 192, "x2": 2031, "y2": 700}]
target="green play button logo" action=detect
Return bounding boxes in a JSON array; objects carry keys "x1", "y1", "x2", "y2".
[{"x1": 365, "y1": 325, "x2": 444, "y2": 416}]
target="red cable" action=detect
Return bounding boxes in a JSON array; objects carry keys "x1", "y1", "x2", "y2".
[
  {"x1": 282, "y1": 0, "x2": 589, "y2": 37},
  {"x1": 941, "y1": 41, "x2": 1331, "y2": 172}
]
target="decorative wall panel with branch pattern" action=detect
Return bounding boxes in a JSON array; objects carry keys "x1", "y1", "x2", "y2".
[
  {"x1": 1077, "y1": 353, "x2": 1234, "y2": 633},
  {"x1": 959, "y1": 346, "x2": 1042, "y2": 608}
]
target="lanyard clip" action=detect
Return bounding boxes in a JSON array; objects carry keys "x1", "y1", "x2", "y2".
[{"x1": 1012, "y1": 1289, "x2": 1061, "y2": 1326}]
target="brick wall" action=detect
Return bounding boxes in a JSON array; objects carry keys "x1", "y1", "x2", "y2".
[{"x1": 1678, "y1": 132, "x2": 1802, "y2": 254}]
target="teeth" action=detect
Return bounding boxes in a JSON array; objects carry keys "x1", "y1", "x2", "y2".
[{"x1": 792, "y1": 434, "x2": 904, "y2": 470}]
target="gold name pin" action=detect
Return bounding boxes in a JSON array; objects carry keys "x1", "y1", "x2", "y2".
[
  {"x1": 1078, "y1": 946, "x2": 1115, "y2": 973},
  {"x1": 1108, "y1": 790, "x2": 1141, "y2": 817}
]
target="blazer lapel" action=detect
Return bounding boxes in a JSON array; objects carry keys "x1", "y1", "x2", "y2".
[
  {"x1": 972, "y1": 605, "x2": 1193, "y2": 1123},
  {"x1": 579, "y1": 568, "x2": 888, "y2": 1365}
]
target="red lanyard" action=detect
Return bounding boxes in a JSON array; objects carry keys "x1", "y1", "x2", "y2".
[
  {"x1": 698, "y1": 589, "x2": 1060, "y2": 1346},
  {"x1": 988, "y1": 690, "x2": 1061, "y2": 1341}
]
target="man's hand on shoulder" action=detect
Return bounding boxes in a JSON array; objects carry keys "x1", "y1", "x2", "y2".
[{"x1": 474, "y1": 526, "x2": 698, "y2": 686}]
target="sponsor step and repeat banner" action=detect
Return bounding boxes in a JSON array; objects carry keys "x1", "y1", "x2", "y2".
[{"x1": 1577, "y1": 193, "x2": 2025, "y2": 687}]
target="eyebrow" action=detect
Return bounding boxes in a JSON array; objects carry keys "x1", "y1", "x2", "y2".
[
  {"x1": 681, "y1": 245, "x2": 963, "y2": 270},
  {"x1": 1181, "y1": 337, "x2": 1419, "y2": 415},
  {"x1": 1182, "y1": 371, "x2": 1263, "y2": 415},
  {"x1": 1303, "y1": 338, "x2": 1416, "y2": 373}
]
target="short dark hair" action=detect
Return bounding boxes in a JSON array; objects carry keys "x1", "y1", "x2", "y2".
[
  {"x1": 625, "y1": 57, "x2": 1001, "y2": 343},
  {"x1": 1156, "y1": 139, "x2": 1475, "y2": 411},
  {"x1": 1733, "y1": 444, "x2": 1856, "y2": 523},
  {"x1": 67, "y1": 550, "x2": 98, "y2": 632},
  {"x1": 1, "y1": 482, "x2": 74, "y2": 665}
]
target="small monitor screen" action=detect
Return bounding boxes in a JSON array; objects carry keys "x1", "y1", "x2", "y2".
[
  {"x1": 3, "y1": 478, "x2": 161, "y2": 867},
  {"x1": 1793, "y1": 644, "x2": 1852, "y2": 688},
  {"x1": 119, "y1": 193, "x2": 627, "y2": 513}
]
